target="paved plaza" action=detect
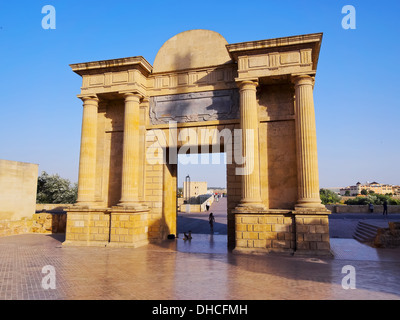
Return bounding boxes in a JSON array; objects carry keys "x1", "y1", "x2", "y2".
[{"x1": 1, "y1": 198, "x2": 400, "y2": 300}]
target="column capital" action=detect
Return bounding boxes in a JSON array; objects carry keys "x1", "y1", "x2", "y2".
[
  {"x1": 236, "y1": 79, "x2": 259, "y2": 91},
  {"x1": 78, "y1": 95, "x2": 99, "y2": 104},
  {"x1": 291, "y1": 74, "x2": 315, "y2": 87},
  {"x1": 120, "y1": 91, "x2": 143, "y2": 101}
]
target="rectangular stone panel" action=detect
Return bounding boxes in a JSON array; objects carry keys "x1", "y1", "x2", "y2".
[{"x1": 149, "y1": 89, "x2": 239, "y2": 124}]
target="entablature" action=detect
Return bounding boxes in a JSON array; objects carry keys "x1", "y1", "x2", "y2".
[
  {"x1": 70, "y1": 56, "x2": 152, "y2": 97},
  {"x1": 227, "y1": 33, "x2": 322, "y2": 82}
]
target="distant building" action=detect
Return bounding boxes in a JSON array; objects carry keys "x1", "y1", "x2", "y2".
[
  {"x1": 183, "y1": 181, "x2": 207, "y2": 199},
  {"x1": 340, "y1": 181, "x2": 396, "y2": 196}
]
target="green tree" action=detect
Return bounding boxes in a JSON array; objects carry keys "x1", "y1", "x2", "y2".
[
  {"x1": 320, "y1": 188, "x2": 341, "y2": 205},
  {"x1": 344, "y1": 194, "x2": 400, "y2": 205},
  {"x1": 177, "y1": 187, "x2": 183, "y2": 198},
  {"x1": 360, "y1": 189, "x2": 368, "y2": 195},
  {"x1": 36, "y1": 171, "x2": 78, "y2": 204}
]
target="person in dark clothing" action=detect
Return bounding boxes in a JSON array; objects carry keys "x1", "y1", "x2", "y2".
[
  {"x1": 183, "y1": 231, "x2": 192, "y2": 240},
  {"x1": 383, "y1": 200, "x2": 388, "y2": 217},
  {"x1": 369, "y1": 203, "x2": 374, "y2": 213},
  {"x1": 209, "y1": 212, "x2": 215, "y2": 232}
]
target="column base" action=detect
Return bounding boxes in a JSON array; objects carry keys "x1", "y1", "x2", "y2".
[
  {"x1": 64, "y1": 207, "x2": 150, "y2": 248},
  {"x1": 109, "y1": 207, "x2": 149, "y2": 247},
  {"x1": 73, "y1": 202, "x2": 103, "y2": 209},
  {"x1": 117, "y1": 201, "x2": 147, "y2": 210},
  {"x1": 234, "y1": 202, "x2": 266, "y2": 212},
  {"x1": 234, "y1": 210, "x2": 295, "y2": 254},
  {"x1": 233, "y1": 208, "x2": 333, "y2": 256},
  {"x1": 293, "y1": 208, "x2": 332, "y2": 257},
  {"x1": 295, "y1": 200, "x2": 326, "y2": 210},
  {"x1": 293, "y1": 206, "x2": 331, "y2": 214}
]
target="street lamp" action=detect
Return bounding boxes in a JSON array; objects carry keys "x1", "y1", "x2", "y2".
[{"x1": 185, "y1": 174, "x2": 191, "y2": 204}]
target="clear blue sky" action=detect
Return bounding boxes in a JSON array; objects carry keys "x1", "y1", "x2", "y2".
[{"x1": 0, "y1": 0, "x2": 399, "y2": 189}]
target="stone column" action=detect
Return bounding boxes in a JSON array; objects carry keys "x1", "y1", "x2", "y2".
[
  {"x1": 76, "y1": 96, "x2": 99, "y2": 206},
  {"x1": 118, "y1": 92, "x2": 142, "y2": 208},
  {"x1": 293, "y1": 75, "x2": 324, "y2": 208},
  {"x1": 237, "y1": 80, "x2": 264, "y2": 210}
]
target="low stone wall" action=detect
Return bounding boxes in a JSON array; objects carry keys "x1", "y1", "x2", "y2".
[
  {"x1": 326, "y1": 205, "x2": 400, "y2": 214},
  {"x1": 179, "y1": 195, "x2": 214, "y2": 213},
  {"x1": 0, "y1": 211, "x2": 67, "y2": 238},
  {"x1": 374, "y1": 222, "x2": 400, "y2": 248},
  {"x1": 31, "y1": 212, "x2": 67, "y2": 234},
  {"x1": 180, "y1": 204, "x2": 201, "y2": 213},
  {"x1": 0, "y1": 218, "x2": 32, "y2": 237}
]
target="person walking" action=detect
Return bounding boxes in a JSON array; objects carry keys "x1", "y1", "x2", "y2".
[
  {"x1": 369, "y1": 203, "x2": 374, "y2": 213},
  {"x1": 383, "y1": 200, "x2": 388, "y2": 217},
  {"x1": 209, "y1": 212, "x2": 215, "y2": 233}
]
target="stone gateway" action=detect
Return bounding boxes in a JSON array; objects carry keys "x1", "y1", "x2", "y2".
[{"x1": 64, "y1": 30, "x2": 331, "y2": 255}]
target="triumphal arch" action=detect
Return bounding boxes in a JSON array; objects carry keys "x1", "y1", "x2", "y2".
[{"x1": 64, "y1": 30, "x2": 331, "y2": 255}]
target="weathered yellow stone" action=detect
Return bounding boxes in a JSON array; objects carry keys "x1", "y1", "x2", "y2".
[
  {"x1": 0, "y1": 160, "x2": 38, "y2": 222},
  {"x1": 63, "y1": 30, "x2": 330, "y2": 255}
]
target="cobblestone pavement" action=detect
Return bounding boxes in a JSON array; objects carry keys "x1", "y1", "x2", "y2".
[
  {"x1": 1, "y1": 198, "x2": 399, "y2": 300},
  {"x1": 1, "y1": 233, "x2": 399, "y2": 300}
]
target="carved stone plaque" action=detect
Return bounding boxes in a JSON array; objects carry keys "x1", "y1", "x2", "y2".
[{"x1": 149, "y1": 89, "x2": 239, "y2": 124}]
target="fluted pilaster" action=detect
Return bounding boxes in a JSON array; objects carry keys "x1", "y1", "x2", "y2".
[
  {"x1": 237, "y1": 80, "x2": 264, "y2": 209},
  {"x1": 119, "y1": 92, "x2": 142, "y2": 208},
  {"x1": 293, "y1": 75, "x2": 324, "y2": 208},
  {"x1": 76, "y1": 96, "x2": 99, "y2": 206}
]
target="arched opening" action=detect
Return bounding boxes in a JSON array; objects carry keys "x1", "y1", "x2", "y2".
[{"x1": 177, "y1": 153, "x2": 227, "y2": 234}]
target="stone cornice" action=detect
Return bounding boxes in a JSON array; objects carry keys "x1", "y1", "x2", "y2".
[
  {"x1": 226, "y1": 33, "x2": 323, "y2": 71},
  {"x1": 70, "y1": 56, "x2": 153, "y2": 77}
]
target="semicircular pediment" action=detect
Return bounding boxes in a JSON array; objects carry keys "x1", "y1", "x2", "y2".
[{"x1": 153, "y1": 29, "x2": 232, "y2": 73}]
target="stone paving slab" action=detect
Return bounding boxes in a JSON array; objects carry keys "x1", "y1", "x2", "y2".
[
  {"x1": 0, "y1": 233, "x2": 399, "y2": 300},
  {"x1": 3, "y1": 198, "x2": 400, "y2": 300}
]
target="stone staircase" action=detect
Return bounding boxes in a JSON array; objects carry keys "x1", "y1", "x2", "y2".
[{"x1": 353, "y1": 221, "x2": 380, "y2": 243}]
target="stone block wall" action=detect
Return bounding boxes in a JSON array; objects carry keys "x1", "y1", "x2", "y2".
[
  {"x1": 235, "y1": 213, "x2": 294, "y2": 253},
  {"x1": 65, "y1": 211, "x2": 97, "y2": 244},
  {"x1": 234, "y1": 212, "x2": 331, "y2": 255},
  {"x1": 295, "y1": 215, "x2": 330, "y2": 253},
  {"x1": 109, "y1": 210, "x2": 149, "y2": 247}
]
